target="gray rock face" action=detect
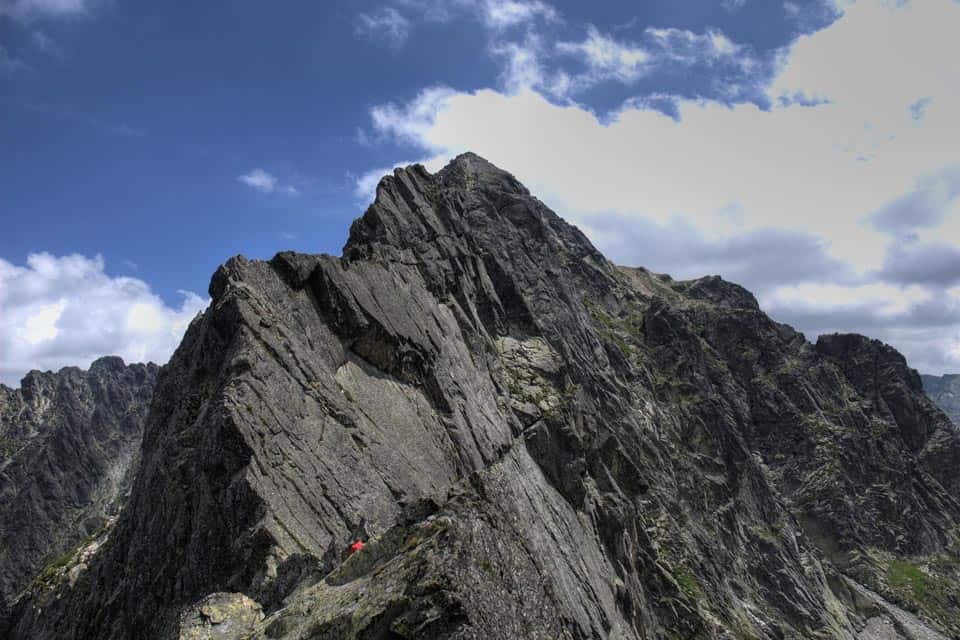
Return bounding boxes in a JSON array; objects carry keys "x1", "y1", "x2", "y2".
[
  {"x1": 0, "y1": 357, "x2": 158, "y2": 606},
  {"x1": 922, "y1": 374, "x2": 960, "y2": 425},
  {"x1": 5, "y1": 154, "x2": 960, "y2": 639}
]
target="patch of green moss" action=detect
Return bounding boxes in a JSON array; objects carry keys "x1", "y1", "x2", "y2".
[
  {"x1": 779, "y1": 355, "x2": 804, "y2": 373},
  {"x1": 26, "y1": 525, "x2": 110, "y2": 597},
  {"x1": 878, "y1": 555, "x2": 960, "y2": 636},
  {"x1": 887, "y1": 560, "x2": 930, "y2": 600},
  {"x1": 672, "y1": 566, "x2": 702, "y2": 601},
  {"x1": 35, "y1": 549, "x2": 74, "y2": 584},
  {"x1": 744, "y1": 521, "x2": 782, "y2": 547},
  {"x1": 584, "y1": 299, "x2": 635, "y2": 356}
]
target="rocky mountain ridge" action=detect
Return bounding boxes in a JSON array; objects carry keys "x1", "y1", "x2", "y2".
[
  {"x1": 0, "y1": 357, "x2": 158, "y2": 612},
  {"x1": 923, "y1": 374, "x2": 960, "y2": 425},
  {"x1": 3, "y1": 154, "x2": 959, "y2": 639}
]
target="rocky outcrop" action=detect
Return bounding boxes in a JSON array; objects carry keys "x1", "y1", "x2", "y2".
[
  {"x1": 0, "y1": 357, "x2": 158, "y2": 607},
  {"x1": 5, "y1": 154, "x2": 959, "y2": 639},
  {"x1": 922, "y1": 374, "x2": 960, "y2": 426}
]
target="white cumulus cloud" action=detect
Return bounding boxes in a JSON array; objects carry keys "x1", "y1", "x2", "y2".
[{"x1": 0, "y1": 253, "x2": 208, "y2": 387}]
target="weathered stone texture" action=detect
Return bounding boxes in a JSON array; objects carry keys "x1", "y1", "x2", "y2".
[
  {"x1": 0, "y1": 357, "x2": 157, "y2": 607},
  {"x1": 5, "y1": 154, "x2": 959, "y2": 639}
]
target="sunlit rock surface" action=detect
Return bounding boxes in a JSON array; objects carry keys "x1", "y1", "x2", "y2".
[{"x1": 5, "y1": 155, "x2": 959, "y2": 639}]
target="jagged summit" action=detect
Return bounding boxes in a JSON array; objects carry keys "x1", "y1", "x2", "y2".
[
  {"x1": 5, "y1": 156, "x2": 960, "y2": 640},
  {"x1": 672, "y1": 274, "x2": 760, "y2": 311},
  {"x1": 345, "y1": 153, "x2": 600, "y2": 271},
  {"x1": 436, "y1": 151, "x2": 531, "y2": 194},
  {"x1": 372, "y1": 152, "x2": 530, "y2": 201},
  {"x1": 2, "y1": 355, "x2": 139, "y2": 393}
]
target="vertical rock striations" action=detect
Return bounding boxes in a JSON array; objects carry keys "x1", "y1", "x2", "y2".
[{"x1": 5, "y1": 154, "x2": 960, "y2": 639}]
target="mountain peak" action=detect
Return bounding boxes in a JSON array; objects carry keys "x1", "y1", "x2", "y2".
[
  {"x1": 436, "y1": 152, "x2": 530, "y2": 195},
  {"x1": 343, "y1": 155, "x2": 607, "y2": 284},
  {"x1": 7, "y1": 155, "x2": 960, "y2": 640}
]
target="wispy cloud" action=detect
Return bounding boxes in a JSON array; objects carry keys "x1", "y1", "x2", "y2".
[
  {"x1": 491, "y1": 34, "x2": 546, "y2": 94},
  {"x1": 417, "y1": 22, "x2": 753, "y2": 103},
  {"x1": 556, "y1": 26, "x2": 650, "y2": 84},
  {"x1": 356, "y1": 0, "x2": 559, "y2": 49},
  {"x1": 356, "y1": 6, "x2": 411, "y2": 48},
  {"x1": 363, "y1": 0, "x2": 758, "y2": 101},
  {"x1": 550, "y1": 25, "x2": 757, "y2": 97},
  {"x1": 646, "y1": 27, "x2": 744, "y2": 64},
  {"x1": 1, "y1": 0, "x2": 93, "y2": 21},
  {"x1": 30, "y1": 30, "x2": 65, "y2": 60},
  {"x1": 237, "y1": 168, "x2": 300, "y2": 196},
  {"x1": 237, "y1": 169, "x2": 277, "y2": 193},
  {"x1": 6, "y1": 97, "x2": 145, "y2": 136},
  {"x1": 0, "y1": 45, "x2": 30, "y2": 73},
  {"x1": 369, "y1": 86, "x2": 457, "y2": 145},
  {"x1": 479, "y1": 0, "x2": 558, "y2": 31}
]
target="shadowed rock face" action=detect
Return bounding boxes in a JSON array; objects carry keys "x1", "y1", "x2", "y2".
[
  {"x1": 5, "y1": 154, "x2": 960, "y2": 640},
  {"x1": 0, "y1": 357, "x2": 159, "y2": 606},
  {"x1": 922, "y1": 374, "x2": 960, "y2": 426}
]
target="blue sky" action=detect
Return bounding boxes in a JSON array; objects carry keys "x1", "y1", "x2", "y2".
[{"x1": 2, "y1": 0, "x2": 959, "y2": 384}]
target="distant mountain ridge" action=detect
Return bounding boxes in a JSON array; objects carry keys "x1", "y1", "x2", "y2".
[
  {"x1": 3, "y1": 154, "x2": 959, "y2": 639},
  {"x1": 922, "y1": 373, "x2": 960, "y2": 425},
  {"x1": 0, "y1": 357, "x2": 158, "y2": 609}
]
